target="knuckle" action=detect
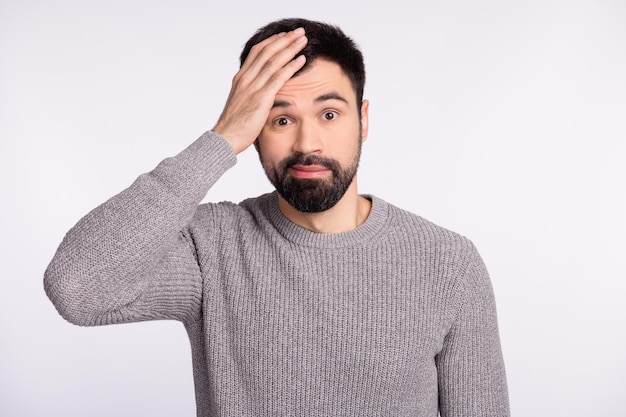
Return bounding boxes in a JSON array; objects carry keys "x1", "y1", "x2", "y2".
[
  {"x1": 237, "y1": 71, "x2": 253, "y2": 86},
  {"x1": 263, "y1": 54, "x2": 278, "y2": 67},
  {"x1": 249, "y1": 42, "x2": 264, "y2": 54}
]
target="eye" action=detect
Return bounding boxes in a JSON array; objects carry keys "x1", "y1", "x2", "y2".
[
  {"x1": 273, "y1": 117, "x2": 292, "y2": 127},
  {"x1": 322, "y1": 110, "x2": 339, "y2": 121}
]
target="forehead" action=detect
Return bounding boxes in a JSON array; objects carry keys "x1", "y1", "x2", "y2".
[{"x1": 275, "y1": 59, "x2": 355, "y2": 104}]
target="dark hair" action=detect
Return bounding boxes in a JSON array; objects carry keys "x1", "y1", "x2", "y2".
[{"x1": 240, "y1": 18, "x2": 366, "y2": 109}]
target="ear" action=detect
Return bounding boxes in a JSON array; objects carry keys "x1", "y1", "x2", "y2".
[{"x1": 360, "y1": 99, "x2": 369, "y2": 143}]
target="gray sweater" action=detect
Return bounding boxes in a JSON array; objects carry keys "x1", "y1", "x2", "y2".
[{"x1": 44, "y1": 131, "x2": 509, "y2": 416}]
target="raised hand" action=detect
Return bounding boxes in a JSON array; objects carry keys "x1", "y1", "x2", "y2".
[{"x1": 213, "y1": 28, "x2": 308, "y2": 154}]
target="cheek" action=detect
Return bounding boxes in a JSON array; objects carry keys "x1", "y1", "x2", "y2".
[
  {"x1": 328, "y1": 125, "x2": 361, "y2": 156},
  {"x1": 257, "y1": 137, "x2": 287, "y2": 165}
]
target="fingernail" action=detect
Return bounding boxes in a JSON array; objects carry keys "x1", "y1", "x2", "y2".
[{"x1": 293, "y1": 27, "x2": 305, "y2": 35}]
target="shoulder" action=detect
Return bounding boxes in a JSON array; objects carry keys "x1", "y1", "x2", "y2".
[
  {"x1": 379, "y1": 197, "x2": 476, "y2": 253},
  {"x1": 188, "y1": 192, "x2": 273, "y2": 230},
  {"x1": 373, "y1": 196, "x2": 484, "y2": 284}
]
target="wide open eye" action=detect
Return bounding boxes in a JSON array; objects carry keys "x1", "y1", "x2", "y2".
[
  {"x1": 273, "y1": 117, "x2": 292, "y2": 127},
  {"x1": 322, "y1": 110, "x2": 339, "y2": 121}
]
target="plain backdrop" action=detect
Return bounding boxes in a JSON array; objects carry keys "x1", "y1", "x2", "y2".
[{"x1": 1, "y1": 0, "x2": 625, "y2": 416}]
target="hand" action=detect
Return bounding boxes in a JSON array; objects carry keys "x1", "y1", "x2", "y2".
[{"x1": 213, "y1": 28, "x2": 308, "y2": 154}]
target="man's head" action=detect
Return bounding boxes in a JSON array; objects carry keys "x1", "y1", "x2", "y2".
[
  {"x1": 243, "y1": 19, "x2": 368, "y2": 214},
  {"x1": 240, "y1": 18, "x2": 366, "y2": 112}
]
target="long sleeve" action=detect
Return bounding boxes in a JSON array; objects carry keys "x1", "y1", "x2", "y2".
[
  {"x1": 436, "y1": 247, "x2": 510, "y2": 416},
  {"x1": 44, "y1": 131, "x2": 237, "y2": 327}
]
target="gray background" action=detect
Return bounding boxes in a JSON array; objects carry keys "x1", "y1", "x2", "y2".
[{"x1": 1, "y1": 0, "x2": 625, "y2": 415}]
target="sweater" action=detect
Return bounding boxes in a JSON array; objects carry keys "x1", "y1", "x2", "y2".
[{"x1": 44, "y1": 131, "x2": 510, "y2": 417}]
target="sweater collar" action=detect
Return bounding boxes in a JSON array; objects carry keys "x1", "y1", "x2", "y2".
[{"x1": 261, "y1": 191, "x2": 388, "y2": 248}]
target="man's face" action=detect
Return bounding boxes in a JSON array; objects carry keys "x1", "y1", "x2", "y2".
[{"x1": 257, "y1": 58, "x2": 369, "y2": 213}]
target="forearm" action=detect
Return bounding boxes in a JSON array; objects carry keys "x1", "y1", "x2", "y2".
[{"x1": 44, "y1": 131, "x2": 236, "y2": 326}]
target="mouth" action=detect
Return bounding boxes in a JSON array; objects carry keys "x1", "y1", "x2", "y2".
[{"x1": 288, "y1": 164, "x2": 332, "y2": 179}]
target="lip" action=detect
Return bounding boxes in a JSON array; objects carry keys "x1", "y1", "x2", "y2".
[{"x1": 289, "y1": 164, "x2": 331, "y2": 179}]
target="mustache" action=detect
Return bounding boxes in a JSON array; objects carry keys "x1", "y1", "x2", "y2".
[{"x1": 279, "y1": 154, "x2": 341, "y2": 174}]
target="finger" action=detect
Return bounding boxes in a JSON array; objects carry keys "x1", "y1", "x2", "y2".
[
  {"x1": 242, "y1": 27, "x2": 304, "y2": 69},
  {"x1": 242, "y1": 34, "x2": 308, "y2": 91},
  {"x1": 241, "y1": 31, "x2": 294, "y2": 69},
  {"x1": 251, "y1": 28, "x2": 306, "y2": 72},
  {"x1": 263, "y1": 54, "x2": 306, "y2": 94},
  {"x1": 238, "y1": 28, "x2": 306, "y2": 84},
  {"x1": 238, "y1": 31, "x2": 287, "y2": 73}
]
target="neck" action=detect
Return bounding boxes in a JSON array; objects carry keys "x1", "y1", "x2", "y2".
[{"x1": 277, "y1": 179, "x2": 372, "y2": 234}]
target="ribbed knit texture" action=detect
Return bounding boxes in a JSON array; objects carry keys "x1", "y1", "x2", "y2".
[{"x1": 45, "y1": 131, "x2": 509, "y2": 416}]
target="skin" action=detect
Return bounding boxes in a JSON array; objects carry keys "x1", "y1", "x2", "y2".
[{"x1": 214, "y1": 28, "x2": 370, "y2": 233}]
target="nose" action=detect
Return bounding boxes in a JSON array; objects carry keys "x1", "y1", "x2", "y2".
[{"x1": 292, "y1": 119, "x2": 322, "y2": 155}]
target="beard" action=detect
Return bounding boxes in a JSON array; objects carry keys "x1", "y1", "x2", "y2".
[{"x1": 261, "y1": 141, "x2": 361, "y2": 213}]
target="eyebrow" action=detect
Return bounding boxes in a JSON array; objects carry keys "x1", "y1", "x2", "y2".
[{"x1": 272, "y1": 91, "x2": 349, "y2": 108}]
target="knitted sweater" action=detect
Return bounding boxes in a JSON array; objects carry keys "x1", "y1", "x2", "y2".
[{"x1": 44, "y1": 131, "x2": 509, "y2": 417}]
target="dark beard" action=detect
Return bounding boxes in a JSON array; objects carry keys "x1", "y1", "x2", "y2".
[{"x1": 266, "y1": 149, "x2": 360, "y2": 213}]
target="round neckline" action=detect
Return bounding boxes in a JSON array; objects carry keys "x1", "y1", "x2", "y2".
[{"x1": 262, "y1": 191, "x2": 388, "y2": 249}]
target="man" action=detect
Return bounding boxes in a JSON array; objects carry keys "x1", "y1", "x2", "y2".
[{"x1": 45, "y1": 18, "x2": 510, "y2": 416}]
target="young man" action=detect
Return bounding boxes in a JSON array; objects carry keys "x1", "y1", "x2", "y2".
[{"x1": 45, "y1": 18, "x2": 510, "y2": 417}]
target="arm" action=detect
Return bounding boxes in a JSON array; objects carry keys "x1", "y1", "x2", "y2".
[
  {"x1": 44, "y1": 28, "x2": 309, "y2": 327},
  {"x1": 436, "y1": 248, "x2": 510, "y2": 416},
  {"x1": 44, "y1": 133, "x2": 236, "y2": 326}
]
